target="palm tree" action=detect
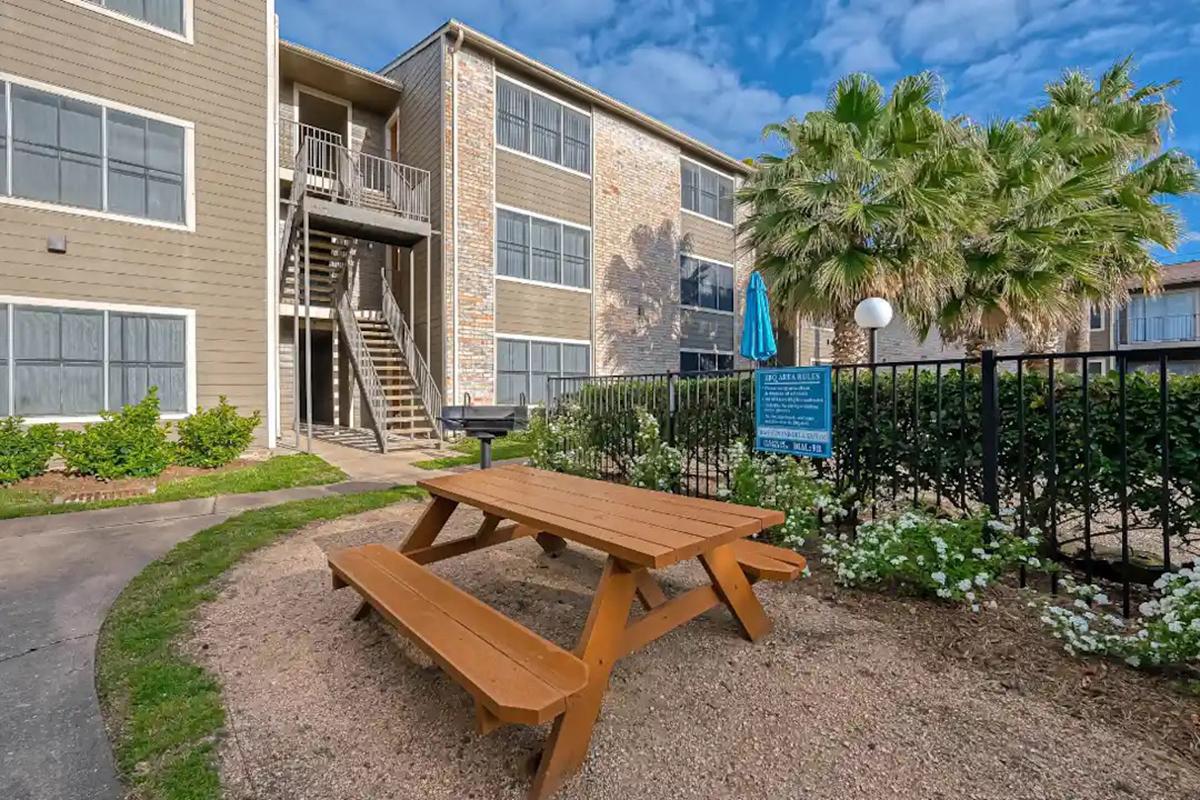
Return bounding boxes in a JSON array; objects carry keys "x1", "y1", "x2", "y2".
[
  {"x1": 738, "y1": 72, "x2": 985, "y2": 363},
  {"x1": 930, "y1": 58, "x2": 1198, "y2": 357}
]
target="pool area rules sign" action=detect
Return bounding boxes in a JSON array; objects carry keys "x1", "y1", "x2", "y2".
[{"x1": 754, "y1": 367, "x2": 833, "y2": 458}]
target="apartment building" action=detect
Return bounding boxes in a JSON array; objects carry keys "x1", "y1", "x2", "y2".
[
  {"x1": 1, "y1": 11, "x2": 754, "y2": 453},
  {"x1": 276, "y1": 20, "x2": 755, "y2": 451},
  {"x1": 0, "y1": 0, "x2": 275, "y2": 438},
  {"x1": 1090, "y1": 260, "x2": 1200, "y2": 375}
]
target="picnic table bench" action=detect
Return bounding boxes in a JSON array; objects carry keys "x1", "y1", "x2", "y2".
[{"x1": 328, "y1": 465, "x2": 804, "y2": 799}]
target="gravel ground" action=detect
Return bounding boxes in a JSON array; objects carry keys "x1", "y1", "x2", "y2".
[{"x1": 191, "y1": 503, "x2": 1200, "y2": 800}]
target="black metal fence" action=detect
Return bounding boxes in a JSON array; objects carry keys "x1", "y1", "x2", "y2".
[{"x1": 547, "y1": 346, "x2": 1200, "y2": 612}]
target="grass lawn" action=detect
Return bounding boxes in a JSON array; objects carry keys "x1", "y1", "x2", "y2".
[
  {"x1": 413, "y1": 430, "x2": 533, "y2": 470},
  {"x1": 0, "y1": 453, "x2": 346, "y2": 520},
  {"x1": 96, "y1": 485, "x2": 426, "y2": 800}
]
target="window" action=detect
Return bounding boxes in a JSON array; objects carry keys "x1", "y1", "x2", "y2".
[
  {"x1": 680, "y1": 351, "x2": 733, "y2": 373},
  {"x1": 681, "y1": 158, "x2": 734, "y2": 224},
  {"x1": 81, "y1": 0, "x2": 186, "y2": 36},
  {"x1": 1086, "y1": 360, "x2": 1104, "y2": 376},
  {"x1": 496, "y1": 77, "x2": 591, "y2": 175},
  {"x1": 1, "y1": 78, "x2": 189, "y2": 226},
  {"x1": 497, "y1": 338, "x2": 590, "y2": 405},
  {"x1": 1089, "y1": 304, "x2": 1104, "y2": 331},
  {"x1": 0, "y1": 301, "x2": 189, "y2": 418},
  {"x1": 1129, "y1": 291, "x2": 1197, "y2": 343},
  {"x1": 496, "y1": 207, "x2": 591, "y2": 289},
  {"x1": 680, "y1": 255, "x2": 733, "y2": 312}
]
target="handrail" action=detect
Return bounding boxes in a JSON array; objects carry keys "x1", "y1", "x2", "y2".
[
  {"x1": 277, "y1": 144, "x2": 308, "y2": 299},
  {"x1": 334, "y1": 279, "x2": 391, "y2": 453},
  {"x1": 381, "y1": 269, "x2": 443, "y2": 439},
  {"x1": 290, "y1": 136, "x2": 431, "y2": 224}
]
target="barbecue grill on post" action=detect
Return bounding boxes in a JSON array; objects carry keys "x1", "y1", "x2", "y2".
[{"x1": 439, "y1": 399, "x2": 529, "y2": 469}]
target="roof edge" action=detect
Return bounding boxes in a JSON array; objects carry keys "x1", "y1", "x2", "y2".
[
  {"x1": 379, "y1": 19, "x2": 753, "y2": 176},
  {"x1": 281, "y1": 39, "x2": 402, "y2": 92}
]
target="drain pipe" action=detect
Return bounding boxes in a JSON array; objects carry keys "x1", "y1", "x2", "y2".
[{"x1": 449, "y1": 25, "x2": 464, "y2": 404}]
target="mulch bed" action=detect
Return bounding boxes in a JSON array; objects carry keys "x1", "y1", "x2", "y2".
[{"x1": 9, "y1": 459, "x2": 256, "y2": 503}]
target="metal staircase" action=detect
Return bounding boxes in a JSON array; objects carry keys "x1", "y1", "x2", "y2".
[{"x1": 279, "y1": 128, "x2": 440, "y2": 452}]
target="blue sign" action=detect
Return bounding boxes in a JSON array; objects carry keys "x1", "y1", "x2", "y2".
[{"x1": 754, "y1": 367, "x2": 833, "y2": 458}]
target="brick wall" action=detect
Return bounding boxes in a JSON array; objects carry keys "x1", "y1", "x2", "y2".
[
  {"x1": 446, "y1": 45, "x2": 497, "y2": 404},
  {"x1": 593, "y1": 108, "x2": 681, "y2": 374}
]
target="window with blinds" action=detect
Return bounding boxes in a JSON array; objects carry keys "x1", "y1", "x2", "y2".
[
  {"x1": 1, "y1": 79, "x2": 188, "y2": 225},
  {"x1": 496, "y1": 208, "x2": 591, "y2": 289},
  {"x1": 0, "y1": 302, "x2": 188, "y2": 418},
  {"x1": 84, "y1": 0, "x2": 186, "y2": 36},
  {"x1": 681, "y1": 159, "x2": 734, "y2": 224},
  {"x1": 496, "y1": 77, "x2": 591, "y2": 175},
  {"x1": 497, "y1": 338, "x2": 590, "y2": 406}
]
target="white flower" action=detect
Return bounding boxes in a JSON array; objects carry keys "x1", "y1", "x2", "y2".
[
  {"x1": 1125, "y1": 655, "x2": 1141, "y2": 667},
  {"x1": 965, "y1": 591, "x2": 976, "y2": 602},
  {"x1": 957, "y1": 579, "x2": 972, "y2": 592},
  {"x1": 931, "y1": 571, "x2": 947, "y2": 586},
  {"x1": 974, "y1": 573, "x2": 989, "y2": 588}
]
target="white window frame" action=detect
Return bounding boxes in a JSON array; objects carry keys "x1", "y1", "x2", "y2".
[
  {"x1": 0, "y1": 73, "x2": 196, "y2": 232},
  {"x1": 680, "y1": 155, "x2": 735, "y2": 227},
  {"x1": 679, "y1": 252, "x2": 735, "y2": 315},
  {"x1": 58, "y1": 0, "x2": 194, "y2": 45},
  {"x1": 679, "y1": 347, "x2": 735, "y2": 373},
  {"x1": 494, "y1": 333, "x2": 591, "y2": 407},
  {"x1": 495, "y1": 73, "x2": 592, "y2": 179},
  {"x1": 1089, "y1": 303, "x2": 1105, "y2": 331},
  {"x1": 292, "y1": 83, "x2": 354, "y2": 152},
  {"x1": 494, "y1": 203, "x2": 592, "y2": 293},
  {"x1": 0, "y1": 294, "x2": 196, "y2": 423}
]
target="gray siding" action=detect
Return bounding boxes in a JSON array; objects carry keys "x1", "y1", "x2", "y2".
[
  {"x1": 0, "y1": 0, "x2": 270, "y2": 429},
  {"x1": 680, "y1": 309, "x2": 734, "y2": 351},
  {"x1": 495, "y1": 149, "x2": 591, "y2": 227},
  {"x1": 495, "y1": 279, "x2": 591, "y2": 341},
  {"x1": 383, "y1": 39, "x2": 445, "y2": 386},
  {"x1": 680, "y1": 211, "x2": 734, "y2": 264}
]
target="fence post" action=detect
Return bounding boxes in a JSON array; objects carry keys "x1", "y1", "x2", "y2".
[
  {"x1": 666, "y1": 371, "x2": 677, "y2": 447},
  {"x1": 980, "y1": 349, "x2": 1000, "y2": 517}
]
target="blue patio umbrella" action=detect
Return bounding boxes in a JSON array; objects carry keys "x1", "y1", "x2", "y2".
[{"x1": 740, "y1": 271, "x2": 778, "y2": 363}]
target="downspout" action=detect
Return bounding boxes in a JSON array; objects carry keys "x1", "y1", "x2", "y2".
[
  {"x1": 265, "y1": 7, "x2": 279, "y2": 447},
  {"x1": 449, "y1": 25, "x2": 464, "y2": 404}
]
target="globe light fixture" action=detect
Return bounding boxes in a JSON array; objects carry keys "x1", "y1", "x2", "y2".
[{"x1": 854, "y1": 297, "x2": 894, "y2": 363}]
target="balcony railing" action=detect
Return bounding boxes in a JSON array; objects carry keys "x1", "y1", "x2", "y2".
[
  {"x1": 1120, "y1": 313, "x2": 1200, "y2": 344},
  {"x1": 286, "y1": 122, "x2": 431, "y2": 226}
]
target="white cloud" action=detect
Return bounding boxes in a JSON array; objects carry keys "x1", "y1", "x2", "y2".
[{"x1": 900, "y1": 0, "x2": 1021, "y2": 64}]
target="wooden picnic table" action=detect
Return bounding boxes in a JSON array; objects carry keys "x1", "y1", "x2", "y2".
[{"x1": 328, "y1": 465, "x2": 802, "y2": 799}]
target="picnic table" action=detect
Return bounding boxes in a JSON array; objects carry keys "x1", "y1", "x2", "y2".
[{"x1": 328, "y1": 465, "x2": 805, "y2": 799}]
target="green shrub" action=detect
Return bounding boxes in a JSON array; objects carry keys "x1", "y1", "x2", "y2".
[
  {"x1": 721, "y1": 440, "x2": 852, "y2": 549},
  {"x1": 628, "y1": 409, "x2": 682, "y2": 492},
  {"x1": 175, "y1": 397, "x2": 261, "y2": 468},
  {"x1": 821, "y1": 509, "x2": 1040, "y2": 610},
  {"x1": 0, "y1": 418, "x2": 59, "y2": 485},
  {"x1": 60, "y1": 389, "x2": 173, "y2": 480},
  {"x1": 528, "y1": 404, "x2": 600, "y2": 478}
]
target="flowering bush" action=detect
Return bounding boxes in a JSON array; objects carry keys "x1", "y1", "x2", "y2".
[
  {"x1": 821, "y1": 510, "x2": 1040, "y2": 610},
  {"x1": 1038, "y1": 567, "x2": 1200, "y2": 669},
  {"x1": 527, "y1": 404, "x2": 599, "y2": 478},
  {"x1": 628, "y1": 409, "x2": 682, "y2": 492},
  {"x1": 719, "y1": 441, "x2": 851, "y2": 549}
]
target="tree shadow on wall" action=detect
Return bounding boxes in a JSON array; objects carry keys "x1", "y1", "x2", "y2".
[{"x1": 599, "y1": 220, "x2": 693, "y2": 373}]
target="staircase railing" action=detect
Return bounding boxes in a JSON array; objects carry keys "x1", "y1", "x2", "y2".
[
  {"x1": 291, "y1": 136, "x2": 430, "y2": 224},
  {"x1": 334, "y1": 279, "x2": 391, "y2": 453},
  {"x1": 381, "y1": 270, "x2": 443, "y2": 439},
  {"x1": 277, "y1": 144, "x2": 309, "y2": 299}
]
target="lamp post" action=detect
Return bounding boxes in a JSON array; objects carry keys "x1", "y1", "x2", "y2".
[{"x1": 854, "y1": 297, "x2": 894, "y2": 364}]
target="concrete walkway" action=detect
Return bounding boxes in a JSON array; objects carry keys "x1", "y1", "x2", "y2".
[{"x1": 0, "y1": 481, "x2": 392, "y2": 800}]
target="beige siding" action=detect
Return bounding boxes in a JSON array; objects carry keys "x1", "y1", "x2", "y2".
[
  {"x1": 495, "y1": 279, "x2": 591, "y2": 341},
  {"x1": 495, "y1": 149, "x2": 591, "y2": 227},
  {"x1": 680, "y1": 212, "x2": 734, "y2": 264},
  {"x1": 0, "y1": 0, "x2": 270, "y2": 431},
  {"x1": 680, "y1": 309, "x2": 734, "y2": 351},
  {"x1": 383, "y1": 38, "x2": 446, "y2": 388}
]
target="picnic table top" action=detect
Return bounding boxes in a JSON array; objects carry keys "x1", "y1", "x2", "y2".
[{"x1": 417, "y1": 465, "x2": 786, "y2": 568}]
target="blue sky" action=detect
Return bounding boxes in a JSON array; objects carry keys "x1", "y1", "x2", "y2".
[{"x1": 279, "y1": 0, "x2": 1200, "y2": 263}]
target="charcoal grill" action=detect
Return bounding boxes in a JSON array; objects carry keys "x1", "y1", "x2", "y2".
[{"x1": 440, "y1": 403, "x2": 529, "y2": 468}]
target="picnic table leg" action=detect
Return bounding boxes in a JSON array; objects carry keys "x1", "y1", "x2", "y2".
[
  {"x1": 529, "y1": 556, "x2": 636, "y2": 800},
  {"x1": 352, "y1": 495, "x2": 459, "y2": 621},
  {"x1": 699, "y1": 543, "x2": 772, "y2": 642},
  {"x1": 632, "y1": 569, "x2": 669, "y2": 611}
]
